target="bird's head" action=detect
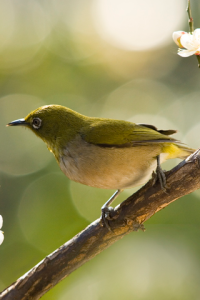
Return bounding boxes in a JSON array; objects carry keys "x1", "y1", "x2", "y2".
[{"x1": 7, "y1": 104, "x2": 86, "y2": 154}]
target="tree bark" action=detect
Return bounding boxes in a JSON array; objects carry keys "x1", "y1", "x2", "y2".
[{"x1": 1, "y1": 149, "x2": 200, "y2": 300}]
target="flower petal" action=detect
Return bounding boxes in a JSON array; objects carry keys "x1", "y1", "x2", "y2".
[
  {"x1": 178, "y1": 49, "x2": 196, "y2": 57},
  {"x1": 172, "y1": 31, "x2": 186, "y2": 47},
  {"x1": 0, "y1": 231, "x2": 4, "y2": 245},
  {"x1": 180, "y1": 33, "x2": 195, "y2": 50},
  {"x1": 193, "y1": 29, "x2": 200, "y2": 47},
  {"x1": 0, "y1": 215, "x2": 3, "y2": 229},
  {"x1": 193, "y1": 28, "x2": 200, "y2": 38}
]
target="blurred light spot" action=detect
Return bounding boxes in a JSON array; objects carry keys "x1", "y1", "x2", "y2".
[
  {"x1": 183, "y1": 123, "x2": 200, "y2": 150},
  {"x1": 59, "y1": 234, "x2": 198, "y2": 299},
  {"x1": 50, "y1": 0, "x2": 89, "y2": 33},
  {"x1": 18, "y1": 173, "x2": 81, "y2": 252},
  {"x1": 70, "y1": 181, "x2": 126, "y2": 222},
  {"x1": 91, "y1": 0, "x2": 185, "y2": 51},
  {"x1": 45, "y1": 0, "x2": 97, "y2": 62},
  {"x1": 10, "y1": 0, "x2": 50, "y2": 48},
  {"x1": 0, "y1": 0, "x2": 51, "y2": 70},
  {"x1": 0, "y1": 0, "x2": 15, "y2": 49},
  {"x1": 45, "y1": 93, "x2": 91, "y2": 116},
  {"x1": 100, "y1": 79, "x2": 175, "y2": 120},
  {"x1": 176, "y1": 92, "x2": 200, "y2": 132},
  {"x1": 0, "y1": 47, "x2": 46, "y2": 72},
  {"x1": 0, "y1": 94, "x2": 52, "y2": 176},
  {"x1": 158, "y1": 100, "x2": 186, "y2": 134}
]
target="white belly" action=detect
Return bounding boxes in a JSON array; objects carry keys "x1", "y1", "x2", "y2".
[{"x1": 59, "y1": 136, "x2": 169, "y2": 190}]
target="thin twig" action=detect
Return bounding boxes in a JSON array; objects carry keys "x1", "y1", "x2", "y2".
[
  {"x1": 187, "y1": 0, "x2": 200, "y2": 67},
  {"x1": 187, "y1": 0, "x2": 194, "y2": 33}
]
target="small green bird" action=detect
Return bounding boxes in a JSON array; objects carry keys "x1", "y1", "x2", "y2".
[{"x1": 7, "y1": 105, "x2": 195, "y2": 229}]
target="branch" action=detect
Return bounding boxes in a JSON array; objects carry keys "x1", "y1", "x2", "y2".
[
  {"x1": 1, "y1": 149, "x2": 200, "y2": 300},
  {"x1": 187, "y1": 0, "x2": 194, "y2": 34}
]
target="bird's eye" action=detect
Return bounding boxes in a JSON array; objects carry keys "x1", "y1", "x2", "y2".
[{"x1": 32, "y1": 117, "x2": 42, "y2": 129}]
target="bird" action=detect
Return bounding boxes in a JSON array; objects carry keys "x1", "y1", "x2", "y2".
[{"x1": 7, "y1": 104, "x2": 195, "y2": 230}]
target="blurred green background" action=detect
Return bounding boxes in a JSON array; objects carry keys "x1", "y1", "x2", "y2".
[{"x1": 1, "y1": 0, "x2": 200, "y2": 299}]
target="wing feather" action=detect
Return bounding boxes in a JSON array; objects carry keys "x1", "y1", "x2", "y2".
[{"x1": 81, "y1": 119, "x2": 178, "y2": 147}]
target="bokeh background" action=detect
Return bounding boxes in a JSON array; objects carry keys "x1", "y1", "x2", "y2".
[{"x1": 1, "y1": 0, "x2": 200, "y2": 299}]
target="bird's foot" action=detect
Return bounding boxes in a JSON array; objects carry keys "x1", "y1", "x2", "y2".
[
  {"x1": 157, "y1": 165, "x2": 168, "y2": 191},
  {"x1": 101, "y1": 206, "x2": 114, "y2": 231},
  {"x1": 100, "y1": 189, "x2": 122, "y2": 231},
  {"x1": 152, "y1": 156, "x2": 169, "y2": 192}
]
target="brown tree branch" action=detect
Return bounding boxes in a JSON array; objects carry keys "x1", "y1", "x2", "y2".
[{"x1": 1, "y1": 149, "x2": 200, "y2": 300}]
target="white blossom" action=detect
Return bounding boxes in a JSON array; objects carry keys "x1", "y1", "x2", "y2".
[
  {"x1": 0, "y1": 215, "x2": 4, "y2": 245},
  {"x1": 172, "y1": 31, "x2": 186, "y2": 48},
  {"x1": 173, "y1": 29, "x2": 200, "y2": 57}
]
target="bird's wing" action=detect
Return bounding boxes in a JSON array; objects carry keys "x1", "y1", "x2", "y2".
[{"x1": 81, "y1": 119, "x2": 178, "y2": 147}]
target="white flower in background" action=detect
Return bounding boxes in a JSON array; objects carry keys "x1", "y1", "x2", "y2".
[
  {"x1": 173, "y1": 29, "x2": 200, "y2": 57},
  {"x1": 172, "y1": 31, "x2": 186, "y2": 48},
  {"x1": 0, "y1": 215, "x2": 4, "y2": 245}
]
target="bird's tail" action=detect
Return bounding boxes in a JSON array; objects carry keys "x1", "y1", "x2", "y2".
[
  {"x1": 163, "y1": 143, "x2": 195, "y2": 159},
  {"x1": 174, "y1": 144, "x2": 195, "y2": 159}
]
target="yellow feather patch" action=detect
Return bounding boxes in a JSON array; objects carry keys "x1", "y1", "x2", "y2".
[{"x1": 162, "y1": 143, "x2": 193, "y2": 159}]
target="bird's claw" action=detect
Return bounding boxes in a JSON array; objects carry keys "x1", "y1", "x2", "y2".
[
  {"x1": 156, "y1": 165, "x2": 168, "y2": 191},
  {"x1": 101, "y1": 206, "x2": 114, "y2": 231},
  {"x1": 152, "y1": 156, "x2": 169, "y2": 192}
]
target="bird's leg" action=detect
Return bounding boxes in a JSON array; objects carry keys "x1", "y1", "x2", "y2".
[
  {"x1": 153, "y1": 155, "x2": 167, "y2": 191},
  {"x1": 101, "y1": 189, "x2": 123, "y2": 231}
]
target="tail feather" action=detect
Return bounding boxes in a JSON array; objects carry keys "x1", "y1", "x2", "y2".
[
  {"x1": 175, "y1": 144, "x2": 195, "y2": 159},
  {"x1": 162, "y1": 143, "x2": 195, "y2": 159}
]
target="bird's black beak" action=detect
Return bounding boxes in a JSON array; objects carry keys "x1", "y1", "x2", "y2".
[{"x1": 7, "y1": 118, "x2": 28, "y2": 127}]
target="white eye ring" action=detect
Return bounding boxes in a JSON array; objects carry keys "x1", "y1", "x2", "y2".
[{"x1": 32, "y1": 117, "x2": 42, "y2": 129}]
